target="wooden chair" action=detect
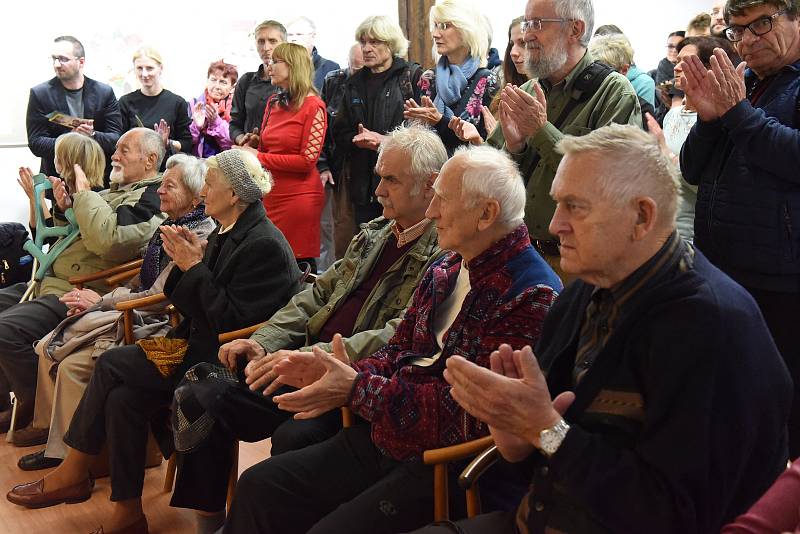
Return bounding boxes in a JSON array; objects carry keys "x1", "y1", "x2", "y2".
[
  {"x1": 69, "y1": 258, "x2": 144, "y2": 290},
  {"x1": 340, "y1": 406, "x2": 495, "y2": 522}
]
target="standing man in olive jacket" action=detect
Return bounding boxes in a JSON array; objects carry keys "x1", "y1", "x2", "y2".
[
  {"x1": 329, "y1": 16, "x2": 422, "y2": 257},
  {"x1": 169, "y1": 125, "x2": 446, "y2": 533},
  {"x1": 27, "y1": 35, "x2": 123, "y2": 184}
]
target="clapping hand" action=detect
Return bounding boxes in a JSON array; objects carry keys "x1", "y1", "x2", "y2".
[
  {"x1": 448, "y1": 116, "x2": 483, "y2": 145},
  {"x1": 444, "y1": 344, "x2": 573, "y2": 461},
  {"x1": 271, "y1": 334, "x2": 358, "y2": 419},
  {"x1": 498, "y1": 83, "x2": 548, "y2": 153},
  {"x1": 403, "y1": 95, "x2": 443, "y2": 125},
  {"x1": 192, "y1": 102, "x2": 207, "y2": 129},
  {"x1": 154, "y1": 119, "x2": 171, "y2": 148},
  {"x1": 160, "y1": 224, "x2": 205, "y2": 272},
  {"x1": 49, "y1": 176, "x2": 72, "y2": 211},
  {"x1": 352, "y1": 123, "x2": 384, "y2": 151}
]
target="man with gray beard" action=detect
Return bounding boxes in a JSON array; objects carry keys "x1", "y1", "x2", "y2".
[{"x1": 486, "y1": 0, "x2": 641, "y2": 281}]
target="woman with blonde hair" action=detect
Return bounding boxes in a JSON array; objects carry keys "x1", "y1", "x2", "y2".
[
  {"x1": 119, "y1": 47, "x2": 192, "y2": 164},
  {"x1": 17, "y1": 132, "x2": 105, "y2": 231},
  {"x1": 240, "y1": 42, "x2": 327, "y2": 271},
  {"x1": 403, "y1": 0, "x2": 497, "y2": 154}
]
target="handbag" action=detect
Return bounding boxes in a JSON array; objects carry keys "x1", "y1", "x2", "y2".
[{"x1": 0, "y1": 223, "x2": 33, "y2": 288}]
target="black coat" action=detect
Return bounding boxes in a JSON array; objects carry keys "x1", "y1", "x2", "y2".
[
  {"x1": 26, "y1": 76, "x2": 123, "y2": 180},
  {"x1": 330, "y1": 57, "x2": 421, "y2": 205},
  {"x1": 163, "y1": 202, "x2": 302, "y2": 378}
]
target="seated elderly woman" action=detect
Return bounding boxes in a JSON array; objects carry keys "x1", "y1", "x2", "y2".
[
  {"x1": 403, "y1": 0, "x2": 497, "y2": 154},
  {"x1": 222, "y1": 145, "x2": 562, "y2": 534},
  {"x1": 6, "y1": 149, "x2": 303, "y2": 534},
  {"x1": 189, "y1": 60, "x2": 238, "y2": 158},
  {"x1": 12, "y1": 154, "x2": 216, "y2": 466}
]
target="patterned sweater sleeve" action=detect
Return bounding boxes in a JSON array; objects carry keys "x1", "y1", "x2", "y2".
[
  {"x1": 349, "y1": 281, "x2": 558, "y2": 459},
  {"x1": 257, "y1": 97, "x2": 327, "y2": 173}
]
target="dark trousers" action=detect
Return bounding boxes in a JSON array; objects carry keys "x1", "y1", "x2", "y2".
[
  {"x1": 170, "y1": 375, "x2": 342, "y2": 512},
  {"x1": 404, "y1": 511, "x2": 517, "y2": 534},
  {"x1": 63, "y1": 344, "x2": 174, "y2": 501},
  {"x1": 747, "y1": 286, "x2": 800, "y2": 459},
  {"x1": 224, "y1": 424, "x2": 458, "y2": 534},
  {"x1": 0, "y1": 283, "x2": 68, "y2": 405}
]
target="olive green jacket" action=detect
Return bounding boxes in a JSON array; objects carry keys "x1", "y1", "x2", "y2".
[
  {"x1": 38, "y1": 174, "x2": 166, "y2": 297},
  {"x1": 251, "y1": 217, "x2": 442, "y2": 361},
  {"x1": 487, "y1": 51, "x2": 641, "y2": 240}
]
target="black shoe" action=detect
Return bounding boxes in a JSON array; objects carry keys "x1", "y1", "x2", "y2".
[{"x1": 17, "y1": 450, "x2": 62, "y2": 471}]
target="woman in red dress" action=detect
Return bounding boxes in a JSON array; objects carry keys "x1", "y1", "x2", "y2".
[{"x1": 242, "y1": 42, "x2": 327, "y2": 271}]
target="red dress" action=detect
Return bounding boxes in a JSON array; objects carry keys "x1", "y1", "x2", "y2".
[{"x1": 257, "y1": 94, "x2": 327, "y2": 258}]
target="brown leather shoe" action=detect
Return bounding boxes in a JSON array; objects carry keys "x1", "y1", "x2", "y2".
[
  {"x1": 11, "y1": 425, "x2": 49, "y2": 447},
  {"x1": 89, "y1": 515, "x2": 149, "y2": 534},
  {"x1": 6, "y1": 476, "x2": 93, "y2": 508}
]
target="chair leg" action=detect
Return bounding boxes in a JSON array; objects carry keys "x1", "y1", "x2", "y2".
[
  {"x1": 164, "y1": 452, "x2": 177, "y2": 492},
  {"x1": 226, "y1": 441, "x2": 239, "y2": 512},
  {"x1": 465, "y1": 485, "x2": 481, "y2": 518},
  {"x1": 433, "y1": 463, "x2": 449, "y2": 522}
]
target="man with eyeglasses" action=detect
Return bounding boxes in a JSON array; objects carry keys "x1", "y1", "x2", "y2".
[
  {"x1": 485, "y1": 0, "x2": 641, "y2": 283},
  {"x1": 27, "y1": 36, "x2": 122, "y2": 186},
  {"x1": 680, "y1": 0, "x2": 800, "y2": 459}
]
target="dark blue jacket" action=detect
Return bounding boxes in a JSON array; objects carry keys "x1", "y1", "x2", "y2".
[
  {"x1": 681, "y1": 60, "x2": 800, "y2": 292},
  {"x1": 26, "y1": 76, "x2": 122, "y2": 181},
  {"x1": 523, "y1": 246, "x2": 791, "y2": 534},
  {"x1": 312, "y1": 48, "x2": 340, "y2": 92}
]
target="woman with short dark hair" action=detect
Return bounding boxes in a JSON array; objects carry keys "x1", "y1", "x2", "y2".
[{"x1": 189, "y1": 60, "x2": 239, "y2": 158}]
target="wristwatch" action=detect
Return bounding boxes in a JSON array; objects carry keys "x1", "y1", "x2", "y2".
[{"x1": 539, "y1": 418, "x2": 570, "y2": 457}]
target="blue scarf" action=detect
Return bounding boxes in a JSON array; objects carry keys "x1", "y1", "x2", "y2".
[{"x1": 433, "y1": 55, "x2": 480, "y2": 121}]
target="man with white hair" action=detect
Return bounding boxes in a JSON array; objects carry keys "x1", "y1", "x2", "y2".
[
  {"x1": 415, "y1": 124, "x2": 791, "y2": 534},
  {"x1": 0, "y1": 127, "x2": 166, "y2": 435},
  {"x1": 286, "y1": 16, "x2": 340, "y2": 90},
  {"x1": 487, "y1": 0, "x2": 641, "y2": 280},
  {"x1": 168, "y1": 125, "x2": 445, "y2": 533},
  {"x1": 221, "y1": 145, "x2": 562, "y2": 534}
]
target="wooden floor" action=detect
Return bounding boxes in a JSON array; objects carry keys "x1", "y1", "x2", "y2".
[{"x1": 0, "y1": 436, "x2": 271, "y2": 534}]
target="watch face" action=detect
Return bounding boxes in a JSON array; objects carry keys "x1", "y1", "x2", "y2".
[{"x1": 540, "y1": 419, "x2": 569, "y2": 456}]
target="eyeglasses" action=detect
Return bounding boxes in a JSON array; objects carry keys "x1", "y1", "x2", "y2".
[
  {"x1": 267, "y1": 59, "x2": 285, "y2": 66},
  {"x1": 50, "y1": 55, "x2": 79, "y2": 64},
  {"x1": 724, "y1": 10, "x2": 785, "y2": 42},
  {"x1": 432, "y1": 22, "x2": 455, "y2": 31},
  {"x1": 666, "y1": 44, "x2": 678, "y2": 49},
  {"x1": 520, "y1": 17, "x2": 571, "y2": 33}
]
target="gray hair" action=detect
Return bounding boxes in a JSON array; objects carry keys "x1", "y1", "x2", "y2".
[
  {"x1": 128, "y1": 127, "x2": 166, "y2": 169},
  {"x1": 451, "y1": 145, "x2": 526, "y2": 227},
  {"x1": 554, "y1": 0, "x2": 595, "y2": 46},
  {"x1": 725, "y1": 0, "x2": 798, "y2": 22},
  {"x1": 165, "y1": 154, "x2": 206, "y2": 196},
  {"x1": 555, "y1": 124, "x2": 681, "y2": 228},
  {"x1": 355, "y1": 15, "x2": 409, "y2": 58},
  {"x1": 378, "y1": 124, "x2": 448, "y2": 195},
  {"x1": 288, "y1": 16, "x2": 317, "y2": 32}
]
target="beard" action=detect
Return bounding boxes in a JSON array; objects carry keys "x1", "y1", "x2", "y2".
[
  {"x1": 109, "y1": 165, "x2": 125, "y2": 184},
  {"x1": 525, "y1": 33, "x2": 569, "y2": 80}
]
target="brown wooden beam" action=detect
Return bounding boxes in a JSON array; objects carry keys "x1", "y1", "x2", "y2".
[{"x1": 399, "y1": 0, "x2": 436, "y2": 69}]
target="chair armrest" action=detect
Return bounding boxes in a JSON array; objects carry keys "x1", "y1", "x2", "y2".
[
  {"x1": 115, "y1": 292, "x2": 169, "y2": 311},
  {"x1": 218, "y1": 322, "x2": 267, "y2": 344},
  {"x1": 423, "y1": 435, "x2": 495, "y2": 466},
  {"x1": 458, "y1": 444, "x2": 499, "y2": 490},
  {"x1": 69, "y1": 259, "x2": 144, "y2": 288},
  {"x1": 105, "y1": 268, "x2": 141, "y2": 288}
]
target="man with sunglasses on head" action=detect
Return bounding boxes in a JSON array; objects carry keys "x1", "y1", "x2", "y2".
[
  {"x1": 681, "y1": 0, "x2": 800, "y2": 460},
  {"x1": 482, "y1": 0, "x2": 641, "y2": 283},
  {"x1": 27, "y1": 36, "x2": 122, "y2": 186}
]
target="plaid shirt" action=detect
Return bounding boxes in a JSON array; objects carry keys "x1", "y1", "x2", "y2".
[{"x1": 348, "y1": 224, "x2": 562, "y2": 461}]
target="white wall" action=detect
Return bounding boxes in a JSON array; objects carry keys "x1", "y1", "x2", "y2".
[{"x1": 1, "y1": 0, "x2": 710, "y2": 226}]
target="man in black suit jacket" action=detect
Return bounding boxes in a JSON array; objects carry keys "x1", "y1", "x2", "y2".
[{"x1": 26, "y1": 35, "x2": 122, "y2": 184}]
